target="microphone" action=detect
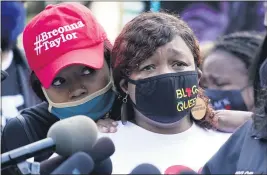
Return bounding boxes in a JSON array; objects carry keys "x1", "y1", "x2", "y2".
[
  {"x1": 165, "y1": 165, "x2": 197, "y2": 175},
  {"x1": 1, "y1": 115, "x2": 98, "y2": 169},
  {"x1": 1, "y1": 70, "x2": 8, "y2": 81},
  {"x1": 51, "y1": 152, "x2": 94, "y2": 174},
  {"x1": 129, "y1": 163, "x2": 161, "y2": 174},
  {"x1": 90, "y1": 137, "x2": 115, "y2": 163},
  {"x1": 89, "y1": 137, "x2": 115, "y2": 175},
  {"x1": 178, "y1": 171, "x2": 198, "y2": 175},
  {"x1": 40, "y1": 137, "x2": 115, "y2": 175},
  {"x1": 91, "y1": 157, "x2": 112, "y2": 175}
]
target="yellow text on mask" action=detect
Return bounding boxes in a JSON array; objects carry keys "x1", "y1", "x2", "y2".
[
  {"x1": 177, "y1": 97, "x2": 197, "y2": 112},
  {"x1": 176, "y1": 85, "x2": 198, "y2": 99}
]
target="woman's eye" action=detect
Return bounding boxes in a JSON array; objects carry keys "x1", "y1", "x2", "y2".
[
  {"x1": 216, "y1": 83, "x2": 229, "y2": 87},
  {"x1": 52, "y1": 77, "x2": 66, "y2": 86},
  {"x1": 140, "y1": 65, "x2": 155, "y2": 71},
  {"x1": 173, "y1": 61, "x2": 187, "y2": 67},
  {"x1": 82, "y1": 67, "x2": 95, "y2": 75}
]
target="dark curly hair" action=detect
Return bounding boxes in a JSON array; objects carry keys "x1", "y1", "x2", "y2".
[{"x1": 111, "y1": 11, "x2": 218, "y2": 129}]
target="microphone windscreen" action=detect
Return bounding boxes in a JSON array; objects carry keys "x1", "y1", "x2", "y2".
[
  {"x1": 165, "y1": 165, "x2": 197, "y2": 175},
  {"x1": 178, "y1": 170, "x2": 198, "y2": 175},
  {"x1": 47, "y1": 115, "x2": 98, "y2": 157},
  {"x1": 130, "y1": 163, "x2": 161, "y2": 174},
  {"x1": 40, "y1": 155, "x2": 66, "y2": 175},
  {"x1": 40, "y1": 137, "x2": 114, "y2": 174},
  {"x1": 90, "y1": 157, "x2": 113, "y2": 175},
  {"x1": 51, "y1": 152, "x2": 94, "y2": 174},
  {"x1": 90, "y1": 137, "x2": 115, "y2": 163}
]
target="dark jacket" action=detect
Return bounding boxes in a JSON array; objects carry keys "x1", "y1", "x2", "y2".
[
  {"x1": 1, "y1": 97, "x2": 121, "y2": 175},
  {"x1": 202, "y1": 119, "x2": 267, "y2": 174},
  {"x1": 1, "y1": 102, "x2": 58, "y2": 175},
  {"x1": 12, "y1": 46, "x2": 41, "y2": 108}
]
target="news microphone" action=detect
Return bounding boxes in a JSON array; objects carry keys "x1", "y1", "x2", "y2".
[
  {"x1": 51, "y1": 152, "x2": 94, "y2": 174},
  {"x1": 1, "y1": 70, "x2": 8, "y2": 81},
  {"x1": 165, "y1": 165, "x2": 197, "y2": 175},
  {"x1": 129, "y1": 163, "x2": 161, "y2": 174},
  {"x1": 178, "y1": 171, "x2": 198, "y2": 175},
  {"x1": 91, "y1": 137, "x2": 115, "y2": 163},
  {"x1": 40, "y1": 155, "x2": 66, "y2": 175},
  {"x1": 89, "y1": 137, "x2": 115, "y2": 175},
  {"x1": 40, "y1": 137, "x2": 115, "y2": 174},
  {"x1": 1, "y1": 115, "x2": 98, "y2": 169},
  {"x1": 91, "y1": 157, "x2": 113, "y2": 175}
]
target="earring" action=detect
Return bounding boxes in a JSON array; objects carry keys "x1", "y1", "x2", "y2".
[{"x1": 121, "y1": 93, "x2": 128, "y2": 125}]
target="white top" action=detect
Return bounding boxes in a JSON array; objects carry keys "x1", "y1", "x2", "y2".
[{"x1": 99, "y1": 121, "x2": 231, "y2": 174}]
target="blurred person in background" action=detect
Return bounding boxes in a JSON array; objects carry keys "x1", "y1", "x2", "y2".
[
  {"x1": 199, "y1": 41, "x2": 214, "y2": 71},
  {"x1": 200, "y1": 32, "x2": 264, "y2": 133},
  {"x1": 201, "y1": 31, "x2": 264, "y2": 112},
  {"x1": 199, "y1": 41, "x2": 214, "y2": 60},
  {"x1": 144, "y1": 1, "x2": 265, "y2": 43},
  {"x1": 1, "y1": 1, "x2": 40, "y2": 131},
  {"x1": 202, "y1": 27, "x2": 267, "y2": 175}
]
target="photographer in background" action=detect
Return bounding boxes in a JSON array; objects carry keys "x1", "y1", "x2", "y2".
[{"x1": 1, "y1": 1, "x2": 40, "y2": 131}]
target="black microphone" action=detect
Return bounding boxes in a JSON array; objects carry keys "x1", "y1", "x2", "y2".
[
  {"x1": 1, "y1": 115, "x2": 98, "y2": 169},
  {"x1": 1, "y1": 70, "x2": 8, "y2": 81},
  {"x1": 40, "y1": 155, "x2": 66, "y2": 175},
  {"x1": 89, "y1": 137, "x2": 115, "y2": 175},
  {"x1": 40, "y1": 137, "x2": 115, "y2": 175},
  {"x1": 178, "y1": 171, "x2": 198, "y2": 175},
  {"x1": 51, "y1": 152, "x2": 94, "y2": 174},
  {"x1": 91, "y1": 157, "x2": 112, "y2": 175},
  {"x1": 90, "y1": 137, "x2": 115, "y2": 163},
  {"x1": 129, "y1": 163, "x2": 161, "y2": 174}
]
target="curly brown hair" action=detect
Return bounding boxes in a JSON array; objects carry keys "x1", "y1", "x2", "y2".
[{"x1": 111, "y1": 11, "x2": 217, "y2": 129}]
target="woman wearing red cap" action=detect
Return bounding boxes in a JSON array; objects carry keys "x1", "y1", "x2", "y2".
[
  {"x1": 98, "y1": 11, "x2": 234, "y2": 174},
  {"x1": 1, "y1": 2, "x2": 119, "y2": 170}
]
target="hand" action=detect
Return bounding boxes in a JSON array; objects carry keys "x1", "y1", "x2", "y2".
[
  {"x1": 97, "y1": 118, "x2": 118, "y2": 133},
  {"x1": 215, "y1": 110, "x2": 252, "y2": 133}
]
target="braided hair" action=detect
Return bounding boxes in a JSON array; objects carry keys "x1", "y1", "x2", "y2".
[
  {"x1": 210, "y1": 31, "x2": 264, "y2": 69},
  {"x1": 249, "y1": 33, "x2": 267, "y2": 131}
]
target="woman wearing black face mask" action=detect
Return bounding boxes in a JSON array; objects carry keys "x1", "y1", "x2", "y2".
[
  {"x1": 201, "y1": 31, "x2": 264, "y2": 111},
  {"x1": 98, "y1": 12, "x2": 232, "y2": 174},
  {"x1": 201, "y1": 29, "x2": 267, "y2": 175}
]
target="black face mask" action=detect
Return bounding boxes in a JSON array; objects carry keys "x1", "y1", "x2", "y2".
[
  {"x1": 127, "y1": 71, "x2": 199, "y2": 124},
  {"x1": 204, "y1": 89, "x2": 248, "y2": 111}
]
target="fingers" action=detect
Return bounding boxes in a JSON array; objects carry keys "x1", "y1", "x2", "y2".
[
  {"x1": 96, "y1": 118, "x2": 118, "y2": 133},
  {"x1": 97, "y1": 123, "x2": 109, "y2": 133}
]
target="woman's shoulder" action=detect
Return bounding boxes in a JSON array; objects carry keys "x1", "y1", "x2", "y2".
[{"x1": 2, "y1": 102, "x2": 59, "y2": 153}]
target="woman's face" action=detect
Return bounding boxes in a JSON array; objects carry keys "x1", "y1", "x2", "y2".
[
  {"x1": 126, "y1": 36, "x2": 197, "y2": 103},
  {"x1": 44, "y1": 62, "x2": 110, "y2": 103},
  {"x1": 202, "y1": 49, "x2": 254, "y2": 110}
]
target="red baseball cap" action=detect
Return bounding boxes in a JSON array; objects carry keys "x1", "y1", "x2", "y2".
[{"x1": 23, "y1": 2, "x2": 107, "y2": 88}]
